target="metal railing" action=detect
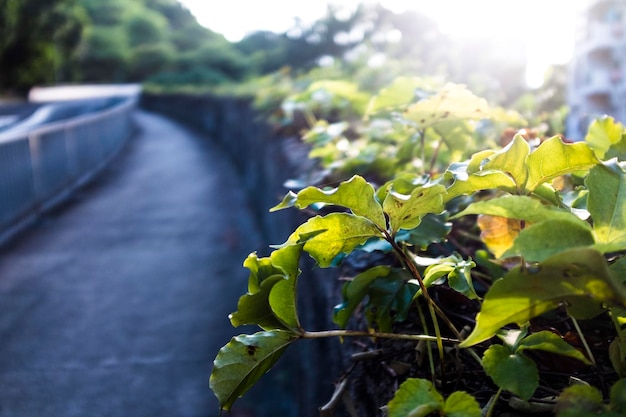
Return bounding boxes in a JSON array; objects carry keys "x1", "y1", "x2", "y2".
[{"x1": 0, "y1": 96, "x2": 136, "y2": 244}]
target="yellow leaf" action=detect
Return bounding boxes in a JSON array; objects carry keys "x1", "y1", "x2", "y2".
[{"x1": 477, "y1": 215, "x2": 522, "y2": 258}]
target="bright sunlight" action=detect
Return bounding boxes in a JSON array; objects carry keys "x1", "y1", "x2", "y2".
[{"x1": 180, "y1": 0, "x2": 586, "y2": 88}]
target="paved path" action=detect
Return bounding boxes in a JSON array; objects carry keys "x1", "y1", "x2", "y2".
[{"x1": 0, "y1": 111, "x2": 268, "y2": 416}]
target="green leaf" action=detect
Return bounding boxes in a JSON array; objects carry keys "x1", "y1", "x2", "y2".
[
  {"x1": 482, "y1": 135, "x2": 530, "y2": 190},
  {"x1": 333, "y1": 265, "x2": 391, "y2": 328},
  {"x1": 269, "y1": 279, "x2": 299, "y2": 330},
  {"x1": 231, "y1": 246, "x2": 303, "y2": 331},
  {"x1": 210, "y1": 331, "x2": 296, "y2": 412},
  {"x1": 445, "y1": 171, "x2": 517, "y2": 200},
  {"x1": 501, "y1": 218, "x2": 596, "y2": 262},
  {"x1": 482, "y1": 345, "x2": 539, "y2": 401},
  {"x1": 585, "y1": 116, "x2": 625, "y2": 160},
  {"x1": 271, "y1": 175, "x2": 387, "y2": 230},
  {"x1": 403, "y1": 83, "x2": 489, "y2": 129},
  {"x1": 387, "y1": 378, "x2": 444, "y2": 417},
  {"x1": 432, "y1": 120, "x2": 474, "y2": 162},
  {"x1": 383, "y1": 184, "x2": 446, "y2": 234},
  {"x1": 230, "y1": 274, "x2": 288, "y2": 330},
  {"x1": 286, "y1": 213, "x2": 382, "y2": 267},
  {"x1": 556, "y1": 385, "x2": 605, "y2": 417},
  {"x1": 242, "y1": 252, "x2": 278, "y2": 294},
  {"x1": 367, "y1": 272, "x2": 418, "y2": 332},
  {"x1": 610, "y1": 379, "x2": 626, "y2": 412},
  {"x1": 517, "y1": 331, "x2": 591, "y2": 364},
  {"x1": 451, "y1": 195, "x2": 589, "y2": 225},
  {"x1": 497, "y1": 328, "x2": 528, "y2": 351},
  {"x1": 418, "y1": 255, "x2": 478, "y2": 300},
  {"x1": 442, "y1": 391, "x2": 482, "y2": 417},
  {"x1": 586, "y1": 162, "x2": 626, "y2": 246},
  {"x1": 460, "y1": 248, "x2": 626, "y2": 347},
  {"x1": 609, "y1": 339, "x2": 626, "y2": 378},
  {"x1": 303, "y1": 80, "x2": 370, "y2": 115},
  {"x1": 395, "y1": 213, "x2": 452, "y2": 248},
  {"x1": 448, "y1": 258, "x2": 479, "y2": 300},
  {"x1": 366, "y1": 76, "x2": 428, "y2": 115},
  {"x1": 467, "y1": 149, "x2": 497, "y2": 174},
  {"x1": 525, "y1": 136, "x2": 599, "y2": 192}
]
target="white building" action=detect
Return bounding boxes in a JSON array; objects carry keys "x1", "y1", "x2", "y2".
[{"x1": 567, "y1": 0, "x2": 626, "y2": 140}]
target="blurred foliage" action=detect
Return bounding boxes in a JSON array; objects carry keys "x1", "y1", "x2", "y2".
[
  {"x1": 0, "y1": 0, "x2": 87, "y2": 93},
  {"x1": 0, "y1": 0, "x2": 247, "y2": 94},
  {"x1": 0, "y1": 0, "x2": 569, "y2": 131}
]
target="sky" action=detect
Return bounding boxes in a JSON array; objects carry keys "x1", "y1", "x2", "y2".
[{"x1": 178, "y1": 0, "x2": 587, "y2": 88}]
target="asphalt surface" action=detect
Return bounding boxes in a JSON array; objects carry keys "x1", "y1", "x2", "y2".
[{"x1": 0, "y1": 111, "x2": 277, "y2": 416}]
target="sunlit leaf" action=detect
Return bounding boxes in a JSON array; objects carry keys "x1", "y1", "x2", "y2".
[
  {"x1": 376, "y1": 173, "x2": 430, "y2": 202},
  {"x1": 525, "y1": 136, "x2": 599, "y2": 192},
  {"x1": 231, "y1": 245, "x2": 304, "y2": 331},
  {"x1": 210, "y1": 331, "x2": 296, "y2": 412},
  {"x1": 286, "y1": 213, "x2": 382, "y2": 267},
  {"x1": 496, "y1": 328, "x2": 528, "y2": 350},
  {"x1": 404, "y1": 83, "x2": 489, "y2": 129},
  {"x1": 445, "y1": 171, "x2": 517, "y2": 201},
  {"x1": 585, "y1": 116, "x2": 625, "y2": 160},
  {"x1": 302, "y1": 120, "x2": 349, "y2": 146},
  {"x1": 482, "y1": 135, "x2": 530, "y2": 190},
  {"x1": 502, "y1": 219, "x2": 596, "y2": 262},
  {"x1": 586, "y1": 162, "x2": 626, "y2": 246},
  {"x1": 269, "y1": 278, "x2": 300, "y2": 330},
  {"x1": 460, "y1": 248, "x2": 626, "y2": 347},
  {"x1": 230, "y1": 274, "x2": 288, "y2": 330},
  {"x1": 416, "y1": 255, "x2": 478, "y2": 299},
  {"x1": 482, "y1": 345, "x2": 538, "y2": 401},
  {"x1": 452, "y1": 195, "x2": 588, "y2": 225},
  {"x1": 366, "y1": 76, "x2": 428, "y2": 115},
  {"x1": 517, "y1": 331, "x2": 591, "y2": 364},
  {"x1": 383, "y1": 184, "x2": 446, "y2": 234},
  {"x1": 467, "y1": 149, "x2": 497, "y2": 173},
  {"x1": 305, "y1": 80, "x2": 370, "y2": 116},
  {"x1": 271, "y1": 175, "x2": 387, "y2": 229},
  {"x1": 333, "y1": 265, "x2": 391, "y2": 328},
  {"x1": 442, "y1": 391, "x2": 482, "y2": 417},
  {"x1": 432, "y1": 120, "x2": 474, "y2": 162},
  {"x1": 477, "y1": 215, "x2": 522, "y2": 258},
  {"x1": 387, "y1": 378, "x2": 443, "y2": 417},
  {"x1": 448, "y1": 258, "x2": 479, "y2": 300}
]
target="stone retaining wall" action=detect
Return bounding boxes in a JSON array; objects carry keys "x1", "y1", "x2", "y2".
[{"x1": 140, "y1": 92, "x2": 344, "y2": 417}]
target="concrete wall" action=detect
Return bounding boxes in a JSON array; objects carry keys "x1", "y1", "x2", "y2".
[{"x1": 140, "y1": 92, "x2": 344, "y2": 417}]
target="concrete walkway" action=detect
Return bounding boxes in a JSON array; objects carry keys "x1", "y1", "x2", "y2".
[{"x1": 0, "y1": 111, "x2": 268, "y2": 416}]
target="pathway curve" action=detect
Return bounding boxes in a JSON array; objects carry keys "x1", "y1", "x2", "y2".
[{"x1": 0, "y1": 111, "x2": 268, "y2": 416}]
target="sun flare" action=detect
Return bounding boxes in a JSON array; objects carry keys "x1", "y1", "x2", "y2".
[{"x1": 180, "y1": 0, "x2": 586, "y2": 87}]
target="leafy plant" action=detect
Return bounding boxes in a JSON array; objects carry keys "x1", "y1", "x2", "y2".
[{"x1": 209, "y1": 79, "x2": 626, "y2": 416}]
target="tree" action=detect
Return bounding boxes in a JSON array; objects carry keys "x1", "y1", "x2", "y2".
[{"x1": 0, "y1": 0, "x2": 86, "y2": 93}]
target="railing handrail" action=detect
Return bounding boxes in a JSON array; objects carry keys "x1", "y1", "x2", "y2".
[
  {"x1": 0, "y1": 97, "x2": 136, "y2": 144},
  {"x1": 0, "y1": 92, "x2": 137, "y2": 245}
]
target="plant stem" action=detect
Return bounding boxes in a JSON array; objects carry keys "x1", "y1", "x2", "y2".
[
  {"x1": 303, "y1": 108, "x2": 317, "y2": 128},
  {"x1": 428, "y1": 137, "x2": 442, "y2": 174},
  {"x1": 319, "y1": 377, "x2": 349, "y2": 415},
  {"x1": 570, "y1": 315, "x2": 596, "y2": 366},
  {"x1": 301, "y1": 330, "x2": 458, "y2": 343},
  {"x1": 419, "y1": 129, "x2": 426, "y2": 175},
  {"x1": 428, "y1": 301, "x2": 446, "y2": 380},
  {"x1": 416, "y1": 301, "x2": 437, "y2": 383},
  {"x1": 484, "y1": 388, "x2": 502, "y2": 417},
  {"x1": 384, "y1": 231, "x2": 462, "y2": 340}
]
